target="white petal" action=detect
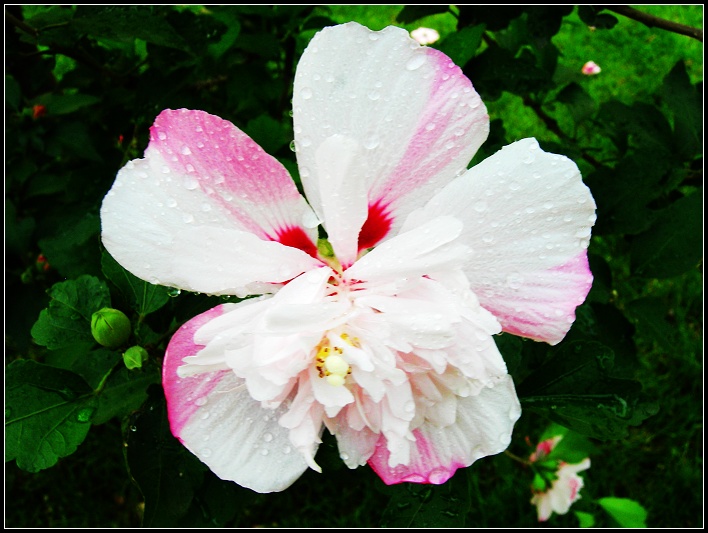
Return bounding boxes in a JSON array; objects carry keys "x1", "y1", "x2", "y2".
[
  {"x1": 293, "y1": 22, "x2": 489, "y2": 250},
  {"x1": 368, "y1": 374, "x2": 521, "y2": 485},
  {"x1": 163, "y1": 305, "x2": 310, "y2": 493},
  {"x1": 411, "y1": 138, "x2": 596, "y2": 344},
  {"x1": 101, "y1": 109, "x2": 321, "y2": 296}
]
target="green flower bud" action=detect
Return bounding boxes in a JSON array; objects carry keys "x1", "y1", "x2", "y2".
[
  {"x1": 91, "y1": 307, "x2": 131, "y2": 348},
  {"x1": 123, "y1": 345, "x2": 149, "y2": 370}
]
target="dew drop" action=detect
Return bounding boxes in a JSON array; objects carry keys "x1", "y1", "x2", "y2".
[
  {"x1": 167, "y1": 198, "x2": 177, "y2": 208},
  {"x1": 506, "y1": 274, "x2": 524, "y2": 289},
  {"x1": 405, "y1": 54, "x2": 426, "y2": 71},
  {"x1": 200, "y1": 411, "x2": 210, "y2": 420},
  {"x1": 425, "y1": 122, "x2": 436, "y2": 131},
  {"x1": 340, "y1": 452, "x2": 350, "y2": 461},
  {"x1": 130, "y1": 425, "x2": 137, "y2": 432},
  {"x1": 367, "y1": 90, "x2": 380, "y2": 101},
  {"x1": 183, "y1": 176, "x2": 199, "y2": 190},
  {"x1": 300, "y1": 87, "x2": 313, "y2": 99},
  {"x1": 161, "y1": 165, "x2": 171, "y2": 174},
  {"x1": 263, "y1": 433, "x2": 273, "y2": 443},
  {"x1": 260, "y1": 449, "x2": 269, "y2": 456},
  {"x1": 195, "y1": 397, "x2": 208, "y2": 407},
  {"x1": 283, "y1": 446, "x2": 292, "y2": 455},
  {"x1": 300, "y1": 137, "x2": 312, "y2": 147},
  {"x1": 167, "y1": 288, "x2": 181, "y2": 298},
  {"x1": 201, "y1": 203, "x2": 212, "y2": 212},
  {"x1": 474, "y1": 201, "x2": 487, "y2": 213},
  {"x1": 182, "y1": 213, "x2": 194, "y2": 224},
  {"x1": 364, "y1": 136, "x2": 380, "y2": 150},
  {"x1": 181, "y1": 145, "x2": 192, "y2": 155},
  {"x1": 289, "y1": 140, "x2": 298, "y2": 152},
  {"x1": 157, "y1": 131, "x2": 167, "y2": 141},
  {"x1": 201, "y1": 448, "x2": 212, "y2": 458}
]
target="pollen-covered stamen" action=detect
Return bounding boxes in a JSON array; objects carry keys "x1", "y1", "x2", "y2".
[{"x1": 313, "y1": 333, "x2": 354, "y2": 386}]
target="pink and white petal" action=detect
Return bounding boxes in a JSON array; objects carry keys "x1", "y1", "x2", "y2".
[
  {"x1": 410, "y1": 138, "x2": 596, "y2": 344},
  {"x1": 368, "y1": 374, "x2": 521, "y2": 485},
  {"x1": 101, "y1": 110, "x2": 322, "y2": 296},
  {"x1": 164, "y1": 305, "x2": 309, "y2": 493},
  {"x1": 325, "y1": 413, "x2": 379, "y2": 468},
  {"x1": 293, "y1": 22, "x2": 489, "y2": 251}
]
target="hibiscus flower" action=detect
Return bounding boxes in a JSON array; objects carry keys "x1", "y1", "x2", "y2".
[{"x1": 100, "y1": 22, "x2": 596, "y2": 493}]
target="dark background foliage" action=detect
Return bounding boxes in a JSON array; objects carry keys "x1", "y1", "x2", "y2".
[{"x1": 5, "y1": 5, "x2": 702, "y2": 528}]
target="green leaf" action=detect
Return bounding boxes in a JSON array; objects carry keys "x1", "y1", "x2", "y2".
[
  {"x1": 5, "y1": 359, "x2": 98, "y2": 472},
  {"x1": 586, "y1": 151, "x2": 670, "y2": 235},
  {"x1": 6, "y1": 75, "x2": 21, "y2": 111},
  {"x1": 577, "y1": 6, "x2": 618, "y2": 29},
  {"x1": 575, "y1": 510, "x2": 596, "y2": 528},
  {"x1": 661, "y1": 61, "x2": 702, "y2": 161},
  {"x1": 37, "y1": 92, "x2": 101, "y2": 115},
  {"x1": 438, "y1": 24, "x2": 485, "y2": 68},
  {"x1": 93, "y1": 362, "x2": 161, "y2": 424},
  {"x1": 556, "y1": 82, "x2": 596, "y2": 125},
  {"x1": 396, "y1": 5, "x2": 450, "y2": 24},
  {"x1": 630, "y1": 192, "x2": 702, "y2": 278},
  {"x1": 38, "y1": 212, "x2": 101, "y2": 277},
  {"x1": 243, "y1": 114, "x2": 289, "y2": 157},
  {"x1": 517, "y1": 341, "x2": 657, "y2": 440},
  {"x1": 102, "y1": 251, "x2": 170, "y2": 317},
  {"x1": 72, "y1": 6, "x2": 190, "y2": 52},
  {"x1": 597, "y1": 497, "x2": 648, "y2": 527},
  {"x1": 380, "y1": 472, "x2": 471, "y2": 527},
  {"x1": 125, "y1": 385, "x2": 207, "y2": 527},
  {"x1": 624, "y1": 297, "x2": 679, "y2": 353},
  {"x1": 31, "y1": 275, "x2": 111, "y2": 350}
]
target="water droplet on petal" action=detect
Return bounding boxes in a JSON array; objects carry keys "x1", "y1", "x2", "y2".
[
  {"x1": 263, "y1": 433, "x2": 273, "y2": 442},
  {"x1": 405, "y1": 54, "x2": 426, "y2": 71},
  {"x1": 340, "y1": 452, "x2": 350, "y2": 461},
  {"x1": 181, "y1": 145, "x2": 192, "y2": 155},
  {"x1": 167, "y1": 288, "x2": 181, "y2": 298},
  {"x1": 157, "y1": 131, "x2": 167, "y2": 141},
  {"x1": 474, "y1": 201, "x2": 487, "y2": 212},
  {"x1": 183, "y1": 176, "x2": 199, "y2": 190},
  {"x1": 195, "y1": 397, "x2": 208, "y2": 407},
  {"x1": 300, "y1": 87, "x2": 313, "y2": 99},
  {"x1": 260, "y1": 449, "x2": 269, "y2": 456},
  {"x1": 201, "y1": 448, "x2": 212, "y2": 458}
]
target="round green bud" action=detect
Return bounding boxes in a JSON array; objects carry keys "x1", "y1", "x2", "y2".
[
  {"x1": 91, "y1": 307, "x2": 131, "y2": 348},
  {"x1": 123, "y1": 345, "x2": 149, "y2": 370}
]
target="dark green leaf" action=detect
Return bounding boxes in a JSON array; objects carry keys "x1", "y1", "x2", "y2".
[
  {"x1": 556, "y1": 82, "x2": 596, "y2": 124},
  {"x1": 630, "y1": 192, "x2": 702, "y2": 278},
  {"x1": 396, "y1": 5, "x2": 450, "y2": 24},
  {"x1": 5, "y1": 359, "x2": 98, "y2": 472},
  {"x1": 6, "y1": 75, "x2": 21, "y2": 110},
  {"x1": 125, "y1": 386, "x2": 207, "y2": 527},
  {"x1": 577, "y1": 6, "x2": 618, "y2": 29},
  {"x1": 243, "y1": 114, "x2": 289, "y2": 157},
  {"x1": 72, "y1": 6, "x2": 190, "y2": 52},
  {"x1": 93, "y1": 362, "x2": 161, "y2": 424},
  {"x1": 37, "y1": 92, "x2": 100, "y2": 115},
  {"x1": 457, "y1": 6, "x2": 524, "y2": 31},
  {"x1": 31, "y1": 275, "x2": 111, "y2": 350},
  {"x1": 517, "y1": 341, "x2": 657, "y2": 440},
  {"x1": 624, "y1": 297, "x2": 679, "y2": 353},
  {"x1": 438, "y1": 24, "x2": 485, "y2": 68},
  {"x1": 102, "y1": 251, "x2": 170, "y2": 317},
  {"x1": 661, "y1": 61, "x2": 702, "y2": 161},
  {"x1": 586, "y1": 151, "x2": 671, "y2": 235},
  {"x1": 380, "y1": 471, "x2": 470, "y2": 527},
  {"x1": 38, "y1": 213, "x2": 101, "y2": 278}
]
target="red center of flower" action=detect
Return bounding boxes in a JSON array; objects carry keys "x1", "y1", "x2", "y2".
[
  {"x1": 274, "y1": 226, "x2": 318, "y2": 258},
  {"x1": 358, "y1": 200, "x2": 393, "y2": 252}
]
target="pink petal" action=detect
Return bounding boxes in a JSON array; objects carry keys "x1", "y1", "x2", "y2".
[
  {"x1": 410, "y1": 138, "x2": 596, "y2": 344},
  {"x1": 293, "y1": 22, "x2": 488, "y2": 258},
  {"x1": 101, "y1": 109, "x2": 323, "y2": 296},
  {"x1": 163, "y1": 304, "x2": 311, "y2": 493},
  {"x1": 368, "y1": 375, "x2": 520, "y2": 485}
]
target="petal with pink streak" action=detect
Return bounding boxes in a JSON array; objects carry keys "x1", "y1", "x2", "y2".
[
  {"x1": 368, "y1": 375, "x2": 520, "y2": 485},
  {"x1": 151, "y1": 109, "x2": 317, "y2": 245},
  {"x1": 293, "y1": 22, "x2": 488, "y2": 255},
  {"x1": 407, "y1": 138, "x2": 596, "y2": 344},
  {"x1": 101, "y1": 110, "x2": 323, "y2": 296},
  {"x1": 163, "y1": 304, "x2": 310, "y2": 493}
]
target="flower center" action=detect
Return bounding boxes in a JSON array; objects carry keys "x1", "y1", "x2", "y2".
[{"x1": 313, "y1": 332, "x2": 360, "y2": 386}]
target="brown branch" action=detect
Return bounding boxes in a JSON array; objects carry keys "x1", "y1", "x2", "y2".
[
  {"x1": 604, "y1": 5, "x2": 703, "y2": 42},
  {"x1": 5, "y1": 9, "x2": 39, "y2": 38}
]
